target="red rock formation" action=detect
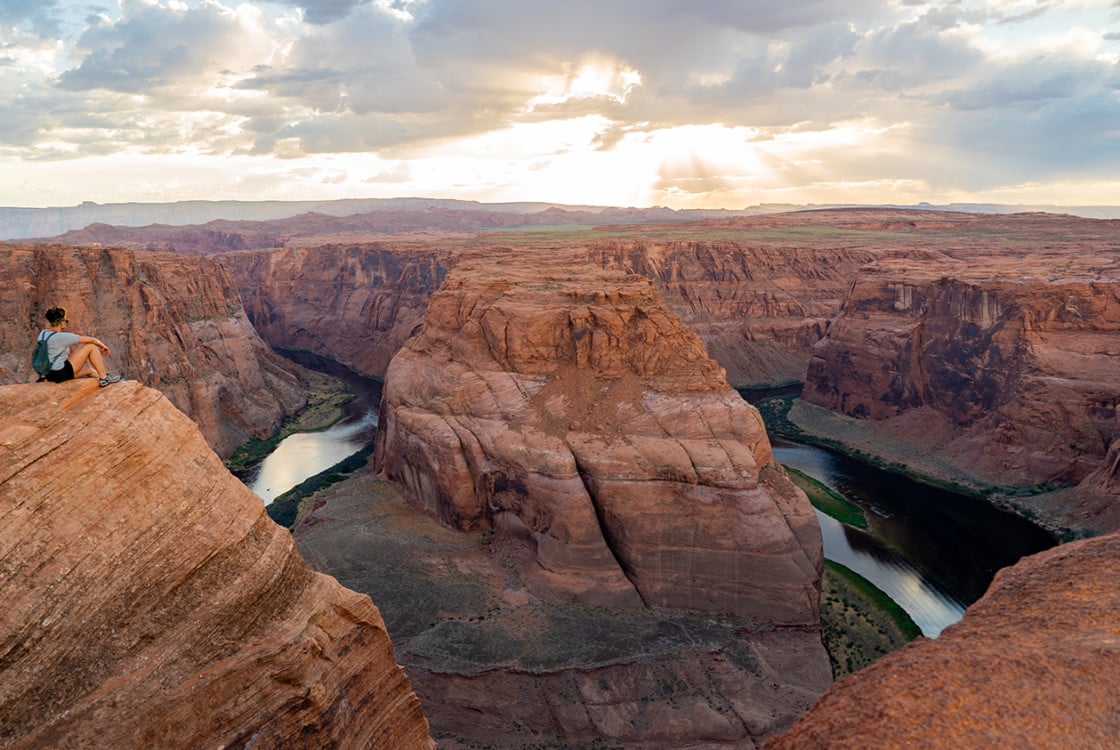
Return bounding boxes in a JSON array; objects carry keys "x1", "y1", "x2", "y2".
[
  {"x1": 374, "y1": 255, "x2": 823, "y2": 624},
  {"x1": 803, "y1": 259, "x2": 1120, "y2": 489},
  {"x1": 767, "y1": 530, "x2": 1120, "y2": 749},
  {"x1": 0, "y1": 244, "x2": 307, "y2": 457},
  {"x1": 587, "y1": 240, "x2": 875, "y2": 386},
  {"x1": 221, "y1": 243, "x2": 450, "y2": 378},
  {"x1": 294, "y1": 469, "x2": 833, "y2": 749},
  {"x1": 0, "y1": 380, "x2": 432, "y2": 749}
]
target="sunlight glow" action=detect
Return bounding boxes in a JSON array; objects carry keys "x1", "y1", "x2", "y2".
[{"x1": 528, "y1": 55, "x2": 643, "y2": 109}]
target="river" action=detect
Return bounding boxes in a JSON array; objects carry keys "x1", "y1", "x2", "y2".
[
  {"x1": 771, "y1": 438, "x2": 1055, "y2": 636},
  {"x1": 241, "y1": 351, "x2": 383, "y2": 505},
  {"x1": 241, "y1": 357, "x2": 1056, "y2": 637}
]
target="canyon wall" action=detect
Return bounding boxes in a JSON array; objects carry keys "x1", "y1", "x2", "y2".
[
  {"x1": 220, "y1": 238, "x2": 871, "y2": 389},
  {"x1": 587, "y1": 240, "x2": 875, "y2": 386},
  {"x1": 221, "y1": 243, "x2": 451, "y2": 378},
  {"x1": 0, "y1": 244, "x2": 307, "y2": 458},
  {"x1": 768, "y1": 529, "x2": 1120, "y2": 749},
  {"x1": 0, "y1": 380, "x2": 432, "y2": 749},
  {"x1": 803, "y1": 260, "x2": 1120, "y2": 490},
  {"x1": 374, "y1": 255, "x2": 823, "y2": 625}
]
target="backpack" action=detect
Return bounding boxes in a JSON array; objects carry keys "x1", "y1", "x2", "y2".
[{"x1": 32, "y1": 331, "x2": 58, "y2": 377}]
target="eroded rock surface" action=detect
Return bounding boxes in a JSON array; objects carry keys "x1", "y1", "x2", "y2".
[
  {"x1": 374, "y1": 256, "x2": 823, "y2": 625},
  {"x1": 803, "y1": 252, "x2": 1120, "y2": 495},
  {"x1": 588, "y1": 240, "x2": 874, "y2": 387},
  {"x1": 768, "y1": 530, "x2": 1120, "y2": 749},
  {"x1": 294, "y1": 471, "x2": 832, "y2": 749},
  {"x1": 222, "y1": 243, "x2": 450, "y2": 377},
  {"x1": 0, "y1": 244, "x2": 307, "y2": 457},
  {"x1": 0, "y1": 381, "x2": 432, "y2": 749}
]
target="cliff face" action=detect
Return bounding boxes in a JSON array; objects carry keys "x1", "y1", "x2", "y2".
[
  {"x1": 221, "y1": 244, "x2": 450, "y2": 378},
  {"x1": 0, "y1": 381, "x2": 432, "y2": 749},
  {"x1": 587, "y1": 241, "x2": 875, "y2": 386},
  {"x1": 374, "y1": 256, "x2": 823, "y2": 625},
  {"x1": 803, "y1": 262, "x2": 1120, "y2": 488},
  {"x1": 218, "y1": 236, "x2": 871, "y2": 389},
  {"x1": 767, "y1": 529, "x2": 1120, "y2": 749},
  {"x1": 0, "y1": 244, "x2": 307, "y2": 458}
]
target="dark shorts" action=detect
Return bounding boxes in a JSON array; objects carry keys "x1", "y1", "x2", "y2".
[{"x1": 45, "y1": 361, "x2": 74, "y2": 383}]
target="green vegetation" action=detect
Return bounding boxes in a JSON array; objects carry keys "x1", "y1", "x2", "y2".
[
  {"x1": 265, "y1": 444, "x2": 374, "y2": 529},
  {"x1": 785, "y1": 465, "x2": 868, "y2": 529},
  {"x1": 224, "y1": 369, "x2": 353, "y2": 474},
  {"x1": 820, "y1": 560, "x2": 921, "y2": 679},
  {"x1": 750, "y1": 393, "x2": 803, "y2": 439}
]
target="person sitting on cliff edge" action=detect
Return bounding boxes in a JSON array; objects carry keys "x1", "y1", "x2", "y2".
[{"x1": 38, "y1": 307, "x2": 122, "y2": 387}]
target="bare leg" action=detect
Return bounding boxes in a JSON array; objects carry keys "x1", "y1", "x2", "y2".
[{"x1": 68, "y1": 343, "x2": 107, "y2": 379}]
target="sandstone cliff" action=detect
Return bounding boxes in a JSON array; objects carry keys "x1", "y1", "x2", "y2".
[
  {"x1": 767, "y1": 529, "x2": 1120, "y2": 749},
  {"x1": 221, "y1": 243, "x2": 451, "y2": 378},
  {"x1": 803, "y1": 257, "x2": 1120, "y2": 493},
  {"x1": 374, "y1": 255, "x2": 823, "y2": 625},
  {"x1": 0, "y1": 380, "x2": 432, "y2": 749},
  {"x1": 0, "y1": 244, "x2": 307, "y2": 457},
  {"x1": 587, "y1": 240, "x2": 875, "y2": 386}
]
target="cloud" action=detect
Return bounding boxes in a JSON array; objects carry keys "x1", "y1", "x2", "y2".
[
  {"x1": 3, "y1": 0, "x2": 1120, "y2": 207},
  {"x1": 57, "y1": 0, "x2": 281, "y2": 95},
  {"x1": 0, "y1": 0, "x2": 61, "y2": 37},
  {"x1": 272, "y1": 0, "x2": 367, "y2": 25}
]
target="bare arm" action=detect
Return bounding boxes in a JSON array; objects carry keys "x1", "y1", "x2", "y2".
[{"x1": 77, "y1": 335, "x2": 110, "y2": 354}]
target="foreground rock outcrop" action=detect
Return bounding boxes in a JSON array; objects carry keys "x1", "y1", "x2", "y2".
[
  {"x1": 374, "y1": 255, "x2": 823, "y2": 625},
  {"x1": 0, "y1": 244, "x2": 307, "y2": 457},
  {"x1": 768, "y1": 530, "x2": 1120, "y2": 749},
  {"x1": 0, "y1": 381, "x2": 432, "y2": 749}
]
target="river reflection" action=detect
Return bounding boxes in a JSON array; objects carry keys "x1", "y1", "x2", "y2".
[
  {"x1": 773, "y1": 439, "x2": 1056, "y2": 636},
  {"x1": 243, "y1": 351, "x2": 383, "y2": 505}
]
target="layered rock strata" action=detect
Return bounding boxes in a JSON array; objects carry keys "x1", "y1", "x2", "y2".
[
  {"x1": 222, "y1": 243, "x2": 451, "y2": 377},
  {"x1": 0, "y1": 244, "x2": 307, "y2": 457},
  {"x1": 803, "y1": 260, "x2": 1120, "y2": 493},
  {"x1": 374, "y1": 256, "x2": 823, "y2": 624},
  {"x1": 768, "y1": 530, "x2": 1120, "y2": 749},
  {"x1": 0, "y1": 381, "x2": 432, "y2": 749},
  {"x1": 587, "y1": 240, "x2": 875, "y2": 386}
]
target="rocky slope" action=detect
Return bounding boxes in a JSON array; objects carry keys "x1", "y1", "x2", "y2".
[
  {"x1": 374, "y1": 254, "x2": 823, "y2": 625},
  {"x1": 0, "y1": 243, "x2": 308, "y2": 457},
  {"x1": 802, "y1": 247, "x2": 1120, "y2": 499},
  {"x1": 767, "y1": 529, "x2": 1120, "y2": 749},
  {"x1": 0, "y1": 380, "x2": 432, "y2": 749},
  {"x1": 295, "y1": 470, "x2": 832, "y2": 749}
]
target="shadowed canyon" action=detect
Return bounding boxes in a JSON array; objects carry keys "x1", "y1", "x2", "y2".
[{"x1": 2, "y1": 204, "x2": 1118, "y2": 748}]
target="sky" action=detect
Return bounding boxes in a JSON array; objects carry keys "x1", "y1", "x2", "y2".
[{"x1": 2, "y1": 0, "x2": 1120, "y2": 209}]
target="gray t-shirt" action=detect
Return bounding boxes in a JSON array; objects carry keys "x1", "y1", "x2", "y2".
[{"x1": 38, "y1": 330, "x2": 80, "y2": 371}]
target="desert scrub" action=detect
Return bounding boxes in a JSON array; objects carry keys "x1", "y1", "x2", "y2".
[{"x1": 820, "y1": 560, "x2": 921, "y2": 680}]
